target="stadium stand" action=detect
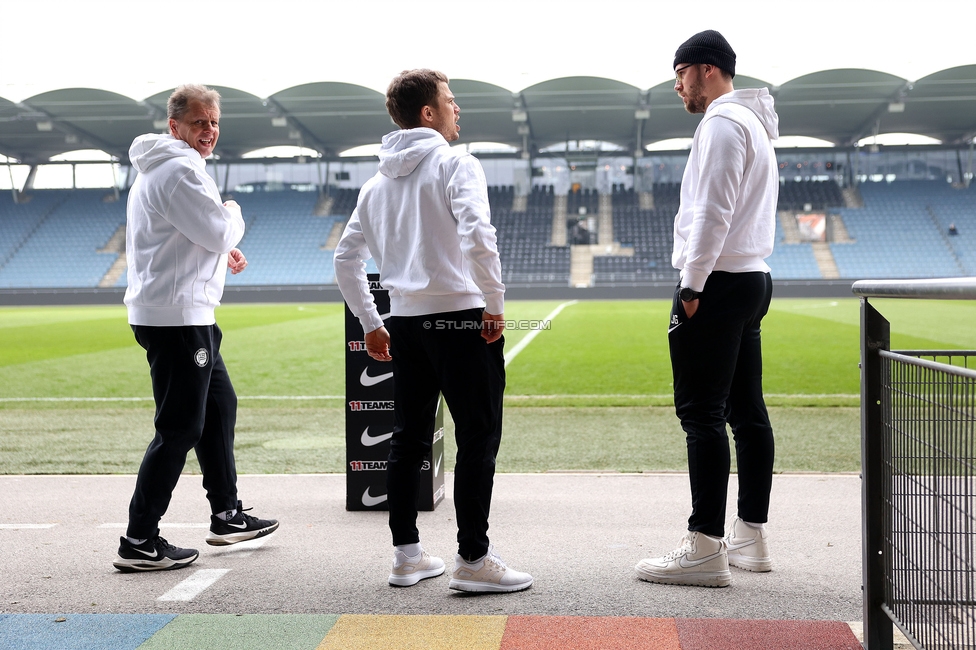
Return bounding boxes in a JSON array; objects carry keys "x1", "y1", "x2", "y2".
[
  {"x1": 1, "y1": 179, "x2": 974, "y2": 289},
  {"x1": 491, "y1": 185, "x2": 571, "y2": 286},
  {"x1": 592, "y1": 184, "x2": 679, "y2": 285},
  {"x1": 831, "y1": 180, "x2": 971, "y2": 278},
  {"x1": 0, "y1": 190, "x2": 124, "y2": 288},
  {"x1": 222, "y1": 190, "x2": 339, "y2": 286}
]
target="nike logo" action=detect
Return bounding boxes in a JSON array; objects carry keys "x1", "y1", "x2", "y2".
[
  {"x1": 360, "y1": 367, "x2": 393, "y2": 387},
  {"x1": 677, "y1": 552, "x2": 723, "y2": 568},
  {"x1": 361, "y1": 426, "x2": 393, "y2": 447},
  {"x1": 227, "y1": 521, "x2": 249, "y2": 529},
  {"x1": 132, "y1": 547, "x2": 160, "y2": 559},
  {"x1": 725, "y1": 539, "x2": 755, "y2": 551},
  {"x1": 362, "y1": 487, "x2": 388, "y2": 507},
  {"x1": 433, "y1": 453, "x2": 442, "y2": 477},
  {"x1": 668, "y1": 323, "x2": 682, "y2": 334}
]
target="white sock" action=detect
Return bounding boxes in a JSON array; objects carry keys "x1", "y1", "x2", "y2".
[
  {"x1": 396, "y1": 542, "x2": 422, "y2": 557},
  {"x1": 216, "y1": 509, "x2": 237, "y2": 521},
  {"x1": 742, "y1": 520, "x2": 765, "y2": 530},
  {"x1": 459, "y1": 552, "x2": 487, "y2": 567},
  {"x1": 126, "y1": 537, "x2": 147, "y2": 545}
]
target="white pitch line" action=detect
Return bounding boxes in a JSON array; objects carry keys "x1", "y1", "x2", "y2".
[
  {"x1": 0, "y1": 524, "x2": 56, "y2": 529},
  {"x1": 504, "y1": 300, "x2": 578, "y2": 368},
  {"x1": 157, "y1": 568, "x2": 230, "y2": 602}
]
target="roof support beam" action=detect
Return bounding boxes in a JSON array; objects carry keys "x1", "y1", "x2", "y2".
[
  {"x1": 843, "y1": 80, "x2": 914, "y2": 147},
  {"x1": 262, "y1": 96, "x2": 333, "y2": 157},
  {"x1": 17, "y1": 100, "x2": 125, "y2": 160}
]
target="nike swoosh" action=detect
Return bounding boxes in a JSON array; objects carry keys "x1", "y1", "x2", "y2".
[
  {"x1": 227, "y1": 521, "x2": 249, "y2": 529},
  {"x1": 725, "y1": 539, "x2": 755, "y2": 551},
  {"x1": 361, "y1": 426, "x2": 393, "y2": 447},
  {"x1": 362, "y1": 487, "x2": 388, "y2": 507},
  {"x1": 360, "y1": 367, "x2": 393, "y2": 387},
  {"x1": 668, "y1": 323, "x2": 682, "y2": 333},
  {"x1": 434, "y1": 453, "x2": 442, "y2": 477},
  {"x1": 132, "y1": 547, "x2": 160, "y2": 559},
  {"x1": 677, "y1": 552, "x2": 723, "y2": 568}
]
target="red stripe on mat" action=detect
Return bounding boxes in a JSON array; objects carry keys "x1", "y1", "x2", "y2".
[
  {"x1": 675, "y1": 619, "x2": 861, "y2": 650},
  {"x1": 500, "y1": 616, "x2": 681, "y2": 650}
]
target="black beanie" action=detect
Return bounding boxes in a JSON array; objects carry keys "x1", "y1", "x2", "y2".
[{"x1": 673, "y1": 30, "x2": 736, "y2": 79}]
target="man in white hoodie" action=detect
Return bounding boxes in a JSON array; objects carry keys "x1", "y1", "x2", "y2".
[
  {"x1": 635, "y1": 31, "x2": 779, "y2": 588},
  {"x1": 334, "y1": 69, "x2": 532, "y2": 593},
  {"x1": 113, "y1": 85, "x2": 278, "y2": 573}
]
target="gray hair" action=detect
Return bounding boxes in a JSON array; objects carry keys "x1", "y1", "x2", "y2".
[{"x1": 167, "y1": 84, "x2": 221, "y2": 121}]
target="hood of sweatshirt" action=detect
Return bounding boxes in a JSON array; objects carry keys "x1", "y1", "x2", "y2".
[
  {"x1": 128, "y1": 134, "x2": 201, "y2": 174},
  {"x1": 709, "y1": 88, "x2": 779, "y2": 140},
  {"x1": 377, "y1": 128, "x2": 447, "y2": 179}
]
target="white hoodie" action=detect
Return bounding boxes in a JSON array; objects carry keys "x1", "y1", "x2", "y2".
[
  {"x1": 124, "y1": 134, "x2": 244, "y2": 326},
  {"x1": 672, "y1": 88, "x2": 780, "y2": 291},
  {"x1": 334, "y1": 128, "x2": 504, "y2": 334}
]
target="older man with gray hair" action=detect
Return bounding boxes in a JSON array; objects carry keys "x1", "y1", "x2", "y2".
[{"x1": 113, "y1": 84, "x2": 278, "y2": 573}]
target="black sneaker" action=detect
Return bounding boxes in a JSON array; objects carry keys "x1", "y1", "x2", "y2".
[
  {"x1": 113, "y1": 532, "x2": 199, "y2": 573},
  {"x1": 206, "y1": 500, "x2": 279, "y2": 546}
]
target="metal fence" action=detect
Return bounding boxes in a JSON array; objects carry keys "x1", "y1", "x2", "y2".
[{"x1": 854, "y1": 279, "x2": 976, "y2": 650}]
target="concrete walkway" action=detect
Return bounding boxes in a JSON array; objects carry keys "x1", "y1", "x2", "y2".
[{"x1": 0, "y1": 473, "x2": 866, "y2": 648}]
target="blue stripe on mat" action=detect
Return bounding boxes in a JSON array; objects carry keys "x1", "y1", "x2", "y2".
[{"x1": 0, "y1": 614, "x2": 176, "y2": 650}]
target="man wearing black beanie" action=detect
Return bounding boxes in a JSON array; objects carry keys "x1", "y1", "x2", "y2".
[{"x1": 635, "y1": 30, "x2": 780, "y2": 588}]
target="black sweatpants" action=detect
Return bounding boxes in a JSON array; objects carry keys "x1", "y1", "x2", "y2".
[
  {"x1": 126, "y1": 324, "x2": 239, "y2": 540},
  {"x1": 668, "y1": 271, "x2": 775, "y2": 538},
  {"x1": 385, "y1": 308, "x2": 505, "y2": 561}
]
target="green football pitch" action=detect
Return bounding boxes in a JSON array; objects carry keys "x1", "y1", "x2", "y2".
[{"x1": 1, "y1": 298, "x2": 972, "y2": 475}]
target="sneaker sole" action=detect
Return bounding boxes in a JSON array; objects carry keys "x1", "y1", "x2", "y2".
[
  {"x1": 448, "y1": 578, "x2": 533, "y2": 593},
  {"x1": 728, "y1": 554, "x2": 772, "y2": 572},
  {"x1": 206, "y1": 522, "x2": 279, "y2": 546},
  {"x1": 634, "y1": 567, "x2": 731, "y2": 588},
  {"x1": 388, "y1": 566, "x2": 446, "y2": 587},
  {"x1": 113, "y1": 553, "x2": 198, "y2": 573}
]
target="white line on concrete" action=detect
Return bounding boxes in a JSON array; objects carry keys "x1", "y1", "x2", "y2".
[
  {"x1": 504, "y1": 300, "x2": 578, "y2": 368},
  {"x1": 0, "y1": 524, "x2": 56, "y2": 529},
  {"x1": 98, "y1": 523, "x2": 210, "y2": 529},
  {"x1": 157, "y1": 569, "x2": 230, "y2": 602}
]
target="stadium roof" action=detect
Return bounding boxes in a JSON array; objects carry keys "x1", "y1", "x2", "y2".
[{"x1": 2, "y1": 66, "x2": 976, "y2": 165}]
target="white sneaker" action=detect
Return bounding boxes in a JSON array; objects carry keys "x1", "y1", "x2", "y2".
[
  {"x1": 635, "y1": 532, "x2": 731, "y2": 588},
  {"x1": 724, "y1": 516, "x2": 772, "y2": 572},
  {"x1": 388, "y1": 548, "x2": 445, "y2": 587},
  {"x1": 448, "y1": 545, "x2": 533, "y2": 593}
]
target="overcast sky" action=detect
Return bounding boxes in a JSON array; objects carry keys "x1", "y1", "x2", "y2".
[{"x1": 2, "y1": 0, "x2": 975, "y2": 102}]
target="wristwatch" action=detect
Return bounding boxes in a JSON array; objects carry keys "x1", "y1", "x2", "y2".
[{"x1": 679, "y1": 287, "x2": 701, "y2": 302}]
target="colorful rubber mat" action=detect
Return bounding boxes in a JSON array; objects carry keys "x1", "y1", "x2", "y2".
[{"x1": 0, "y1": 613, "x2": 862, "y2": 649}]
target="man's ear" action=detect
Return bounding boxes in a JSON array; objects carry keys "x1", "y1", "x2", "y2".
[
  {"x1": 168, "y1": 118, "x2": 179, "y2": 138},
  {"x1": 419, "y1": 105, "x2": 434, "y2": 126}
]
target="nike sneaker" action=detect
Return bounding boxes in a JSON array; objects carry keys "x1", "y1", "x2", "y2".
[
  {"x1": 113, "y1": 533, "x2": 198, "y2": 572},
  {"x1": 724, "y1": 516, "x2": 772, "y2": 572},
  {"x1": 448, "y1": 545, "x2": 533, "y2": 593},
  {"x1": 206, "y1": 501, "x2": 279, "y2": 546},
  {"x1": 635, "y1": 531, "x2": 731, "y2": 587},
  {"x1": 388, "y1": 548, "x2": 445, "y2": 587}
]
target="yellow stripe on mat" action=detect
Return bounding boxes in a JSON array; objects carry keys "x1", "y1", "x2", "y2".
[{"x1": 317, "y1": 615, "x2": 508, "y2": 650}]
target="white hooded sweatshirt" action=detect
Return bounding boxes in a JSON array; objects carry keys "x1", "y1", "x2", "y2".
[
  {"x1": 124, "y1": 134, "x2": 244, "y2": 326},
  {"x1": 334, "y1": 128, "x2": 504, "y2": 334},
  {"x1": 672, "y1": 88, "x2": 780, "y2": 292}
]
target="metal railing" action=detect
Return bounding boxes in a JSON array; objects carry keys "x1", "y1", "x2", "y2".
[{"x1": 854, "y1": 278, "x2": 976, "y2": 650}]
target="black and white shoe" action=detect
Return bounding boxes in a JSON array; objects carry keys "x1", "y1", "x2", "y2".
[
  {"x1": 206, "y1": 500, "x2": 279, "y2": 546},
  {"x1": 113, "y1": 533, "x2": 199, "y2": 573}
]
